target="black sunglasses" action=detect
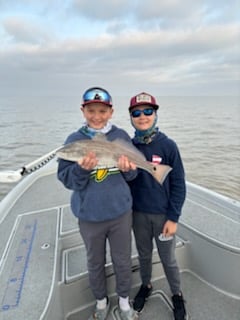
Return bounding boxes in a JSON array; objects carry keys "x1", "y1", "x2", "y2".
[{"x1": 130, "y1": 108, "x2": 155, "y2": 118}]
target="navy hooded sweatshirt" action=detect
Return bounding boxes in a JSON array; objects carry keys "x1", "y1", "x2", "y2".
[{"x1": 128, "y1": 131, "x2": 186, "y2": 222}]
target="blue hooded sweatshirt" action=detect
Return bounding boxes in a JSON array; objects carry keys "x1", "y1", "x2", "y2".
[
  {"x1": 128, "y1": 131, "x2": 186, "y2": 222},
  {"x1": 57, "y1": 125, "x2": 137, "y2": 222}
]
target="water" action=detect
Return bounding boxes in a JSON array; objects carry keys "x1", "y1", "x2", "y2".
[{"x1": 0, "y1": 96, "x2": 239, "y2": 201}]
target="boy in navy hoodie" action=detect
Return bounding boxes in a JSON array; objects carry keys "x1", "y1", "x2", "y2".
[
  {"x1": 128, "y1": 92, "x2": 187, "y2": 320},
  {"x1": 58, "y1": 87, "x2": 138, "y2": 320}
]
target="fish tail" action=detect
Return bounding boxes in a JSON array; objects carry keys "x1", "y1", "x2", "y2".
[{"x1": 150, "y1": 163, "x2": 172, "y2": 184}]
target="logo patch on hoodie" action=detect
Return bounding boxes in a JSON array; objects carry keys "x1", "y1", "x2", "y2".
[
  {"x1": 152, "y1": 155, "x2": 162, "y2": 164},
  {"x1": 90, "y1": 167, "x2": 120, "y2": 182}
]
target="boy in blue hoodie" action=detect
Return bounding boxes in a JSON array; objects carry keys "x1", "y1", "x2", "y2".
[
  {"x1": 58, "y1": 87, "x2": 138, "y2": 320},
  {"x1": 128, "y1": 92, "x2": 187, "y2": 320}
]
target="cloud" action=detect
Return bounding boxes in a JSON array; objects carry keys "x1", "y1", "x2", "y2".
[
  {"x1": 71, "y1": 0, "x2": 131, "y2": 20},
  {"x1": 2, "y1": 16, "x2": 52, "y2": 44},
  {"x1": 1, "y1": 22, "x2": 239, "y2": 93},
  {"x1": 135, "y1": 0, "x2": 201, "y2": 22},
  {"x1": 0, "y1": 0, "x2": 239, "y2": 96}
]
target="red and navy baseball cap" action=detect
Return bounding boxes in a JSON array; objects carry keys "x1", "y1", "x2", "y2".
[
  {"x1": 82, "y1": 87, "x2": 112, "y2": 107},
  {"x1": 129, "y1": 92, "x2": 159, "y2": 110}
]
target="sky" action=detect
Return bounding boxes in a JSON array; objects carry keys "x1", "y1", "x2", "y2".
[{"x1": 0, "y1": 0, "x2": 239, "y2": 98}]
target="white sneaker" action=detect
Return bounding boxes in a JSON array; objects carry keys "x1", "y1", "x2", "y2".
[
  {"x1": 88, "y1": 298, "x2": 110, "y2": 320},
  {"x1": 119, "y1": 307, "x2": 138, "y2": 320}
]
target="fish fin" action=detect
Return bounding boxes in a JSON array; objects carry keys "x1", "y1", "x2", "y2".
[
  {"x1": 112, "y1": 138, "x2": 146, "y2": 160},
  {"x1": 150, "y1": 163, "x2": 172, "y2": 184},
  {"x1": 92, "y1": 135, "x2": 131, "y2": 148}
]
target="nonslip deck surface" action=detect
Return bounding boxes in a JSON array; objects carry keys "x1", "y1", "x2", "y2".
[{"x1": 67, "y1": 271, "x2": 240, "y2": 320}]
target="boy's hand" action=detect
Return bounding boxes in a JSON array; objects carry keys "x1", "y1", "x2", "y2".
[
  {"x1": 117, "y1": 155, "x2": 137, "y2": 172},
  {"x1": 78, "y1": 152, "x2": 98, "y2": 170},
  {"x1": 162, "y1": 220, "x2": 177, "y2": 237}
]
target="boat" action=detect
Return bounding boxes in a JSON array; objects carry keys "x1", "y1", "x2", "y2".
[{"x1": 0, "y1": 152, "x2": 239, "y2": 320}]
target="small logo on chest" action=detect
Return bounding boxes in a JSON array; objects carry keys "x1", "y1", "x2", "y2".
[{"x1": 152, "y1": 155, "x2": 162, "y2": 164}]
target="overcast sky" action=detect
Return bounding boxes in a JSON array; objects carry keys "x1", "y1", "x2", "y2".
[{"x1": 0, "y1": 0, "x2": 239, "y2": 97}]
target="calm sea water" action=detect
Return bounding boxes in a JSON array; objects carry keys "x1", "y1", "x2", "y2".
[{"x1": 0, "y1": 95, "x2": 239, "y2": 201}]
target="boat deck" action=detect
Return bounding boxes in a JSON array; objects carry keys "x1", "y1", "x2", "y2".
[{"x1": 0, "y1": 160, "x2": 239, "y2": 320}]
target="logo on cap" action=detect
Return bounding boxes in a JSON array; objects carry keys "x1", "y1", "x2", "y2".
[{"x1": 136, "y1": 94, "x2": 152, "y2": 104}]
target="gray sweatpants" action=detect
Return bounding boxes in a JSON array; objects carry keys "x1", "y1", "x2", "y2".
[
  {"x1": 133, "y1": 211, "x2": 181, "y2": 295},
  {"x1": 79, "y1": 211, "x2": 132, "y2": 300}
]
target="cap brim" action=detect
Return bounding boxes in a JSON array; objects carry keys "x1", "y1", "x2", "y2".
[
  {"x1": 129, "y1": 102, "x2": 159, "y2": 110},
  {"x1": 82, "y1": 100, "x2": 112, "y2": 107}
]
